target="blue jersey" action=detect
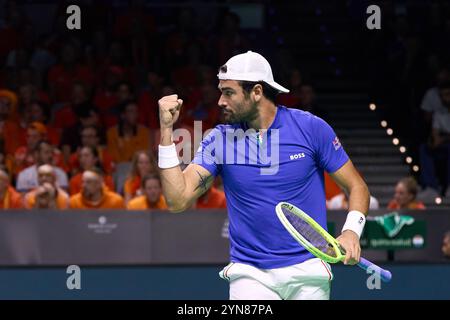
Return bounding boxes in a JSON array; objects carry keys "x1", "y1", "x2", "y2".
[{"x1": 192, "y1": 106, "x2": 349, "y2": 269}]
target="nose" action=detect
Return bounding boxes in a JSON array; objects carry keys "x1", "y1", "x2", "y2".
[{"x1": 218, "y1": 95, "x2": 227, "y2": 109}]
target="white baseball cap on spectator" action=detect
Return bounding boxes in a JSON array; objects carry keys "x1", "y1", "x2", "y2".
[{"x1": 217, "y1": 50, "x2": 290, "y2": 93}]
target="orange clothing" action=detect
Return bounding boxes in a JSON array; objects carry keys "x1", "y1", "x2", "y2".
[
  {"x1": 69, "y1": 173, "x2": 115, "y2": 195},
  {"x1": 127, "y1": 194, "x2": 167, "y2": 210},
  {"x1": 0, "y1": 185, "x2": 23, "y2": 209},
  {"x1": 1, "y1": 120, "x2": 21, "y2": 156},
  {"x1": 124, "y1": 176, "x2": 141, "y2": 199},
  {"x1": 70, "y1": 190, "x2": 125, "y2": 209},
  {"x1": 387, "y1": 200, "x2": 426, "y2": 210},
  {"x1": 106, "y1": 125, "x2": 150, "y2": 163},
  {"x1": 196, "y1": 187, "x2": 226, "y2": 209},
  {"x1": 324, "y1": 172, "x2": 341, "y2": 200},
  {"x1": 24, "y1": 188, "x2": 69, "y2": 209}
]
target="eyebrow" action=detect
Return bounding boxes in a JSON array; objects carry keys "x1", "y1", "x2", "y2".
[{"x1": 217, "y1": 86, "x2": 235, "y2": 93}]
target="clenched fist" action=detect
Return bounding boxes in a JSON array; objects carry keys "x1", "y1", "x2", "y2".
[{"x1": 159, "y1": 94, "x2": 183, "y2": 129}]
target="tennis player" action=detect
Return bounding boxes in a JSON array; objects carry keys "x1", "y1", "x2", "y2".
[{"x1": 158, "y1": 51, "x2": 370, "y2": 300}]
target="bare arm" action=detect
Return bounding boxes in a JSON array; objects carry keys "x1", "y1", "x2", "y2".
[
  {"x1": 330, "y1": 160, "x2": 369, "y2": 216},
  {"x1": 330, "y1": 160, "x2": 370, "y2": 265},
  {"x1": 158, "y1": 94, "x2": 214, "y2": 212},
  {"x1": 160, "y1": 163, "x2": 214, "y2": 212}
]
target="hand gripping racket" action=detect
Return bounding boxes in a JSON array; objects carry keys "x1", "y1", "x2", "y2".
[{"x1": 276, "y1": 202, "x2": 392, "y2": 282}]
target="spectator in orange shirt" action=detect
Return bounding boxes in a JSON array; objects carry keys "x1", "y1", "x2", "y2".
[
  {"x1": 0, "y1": 169, "x2": 23, "y2": 209},
  {"x1": 106, "y1": 100, "x2": 150, "y2": 163},
  {"x1": 127, "y1": 174, "x2": 167, "y2": 210},
  {"x1": 18, "y1": 101, "x2": 60, "y2": 146},
  {"x1": 70, "y1": 168, "x2": 125, "y2": 209},
  {"x1": 24, "y1": 164, "x2": 69, "y2": 209},
  {"x1": 195, "y1": 186, "x2": 227, "y2": 209},
  {"x1": 69, "y1": 146, "x2": 114, "y2": 195},
  {"x1": 68, "y1": 125, "x2": 114, "y2": 176},
  {"x1": 124, "y1": 150, "x2": 156, "y2": 203},
  {"x1": 387, "y1": 177, "x2": 426, "y2": 210},
  {"x1": 0, "y1": 89, "x2": 21, "y2": 156}
]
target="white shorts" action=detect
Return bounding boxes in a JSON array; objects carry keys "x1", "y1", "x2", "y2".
[{"x1": 219, "y1": 258, "x2": 333, "y2": 300}]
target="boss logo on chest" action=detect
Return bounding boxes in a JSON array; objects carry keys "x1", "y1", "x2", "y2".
[{"x1": 289, "y1": 152, "x2": 306, "y2": 160}]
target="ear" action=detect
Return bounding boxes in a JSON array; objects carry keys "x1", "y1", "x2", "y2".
[{"x1": 252, "y1": 84, "x2": 263, "y2": 103}]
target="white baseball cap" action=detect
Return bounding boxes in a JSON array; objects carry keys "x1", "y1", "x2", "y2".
[{"x1": 217, "y1": 50, "x2": 290, "y2": 93}]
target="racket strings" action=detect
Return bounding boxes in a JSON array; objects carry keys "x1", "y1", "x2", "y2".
[{"x1": 282, "y1": 207, "x2": 338, "y2": 258}]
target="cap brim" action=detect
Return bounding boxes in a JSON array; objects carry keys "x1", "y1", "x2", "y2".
[{"x1": 266, "y1": 81, "x2": 290, "y2": 93}]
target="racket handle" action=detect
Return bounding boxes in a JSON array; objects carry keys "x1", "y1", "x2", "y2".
[{"x1": 356, "y1": 257, "x2": 392, "y2": 283}]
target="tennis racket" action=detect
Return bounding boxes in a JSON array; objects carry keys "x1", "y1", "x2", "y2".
[{"x1": 275, "y1": 202, "x2": 392, "y2": 282}]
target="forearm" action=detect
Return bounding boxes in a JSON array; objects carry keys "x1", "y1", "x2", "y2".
[
  {"x1": 159, "y1": 127, "x2": 188, "y2": 211},
  {"x1": 347, "y1": 182, "x2": 370, "y2": 216}
]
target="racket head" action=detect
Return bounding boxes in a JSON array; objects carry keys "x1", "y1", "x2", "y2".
[{"x1": 275, "y1": 202, "x2": 344, "y2": 264}]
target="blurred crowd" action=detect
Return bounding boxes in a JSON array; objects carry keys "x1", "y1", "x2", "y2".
[{"x1": 361, "y1": 0, "x2": 450, "y2": 199}]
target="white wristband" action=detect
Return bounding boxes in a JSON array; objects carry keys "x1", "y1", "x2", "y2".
[
  {"x1": 158, "y1": 144, "x2": 180, "y2": 169},
  {"x1": 341, "y1": 210, "x2": 366, "y2": 239}
]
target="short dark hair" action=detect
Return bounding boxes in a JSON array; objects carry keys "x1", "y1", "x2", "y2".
[
  {"x1": 238, "y1": 81, "x2": 279, "y2": 104},
  {"x1": 141, "y1": 173, "x2": 161, "y2": 189}
]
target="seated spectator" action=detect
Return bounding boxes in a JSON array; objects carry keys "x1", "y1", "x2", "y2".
[
  {"x1": 24, "y1": 164, "x2": 69, "y2": 209},
  {"x1": 124, "y1": 150, "x2": 156, "y2": 203},
  {"x1": 53, "y1": 82, "x2": 91, "y2": 130},
  {"x1": 195, "y1": 186, "x2": 226, "y2": 209},
  {"x1": 68, "y1": 125, "x2": 114, "y2": 175},
  {"x1": 298, "y1": 83, "x2": 317, "y2": 113},
  {"x1": 16, "y1": 140, "x2": 68, "y2": 193},
  {"x1": 327, "y1": 192, "x2": 379, "y2": 210},
  {"x1": 276, "y1": 68, "x2": 302, "y2": 108},
  {"x1": 69, "y1": 146, "x2": 114, "y2": 195},
  {"x1": 102, "y1": 81, "x2": 134, "y2": 128},
  {"x1": 0, "y1": 89, "x2": 21, "y2": 156},
  {"x1": 106, "y1": 100, "x2": 150, "y2": 163},
  {"x1": 70, "y1": 168, "x2": 124, "y2": 209},
  {"x1": 387, "y1": 177, "x2": 425, "y2": 210},
  {"x1": 59, "y1": 104, "x2": 102, "y2": 162},
  {"x1": 13, "y1": 122, "x2": 64, "y2": 177},
  {"x1": 0, "y1": 169, "x2": 23, "y2": 209},
  {"x1": 18, "y1": 100, "x2": 60, "y2": 146},
  {"x1": 420, "y1": 80, "x2": 450, "y2": 195},
  {"x1": 420, "y1": 67, "x2": 450, "y2": 131},
  {"x1": 442, "y1": 231, "x2": 450, "y2": 259},
  {"x1": 127, "y1": 174, "x2": 167, "y2": 210}
]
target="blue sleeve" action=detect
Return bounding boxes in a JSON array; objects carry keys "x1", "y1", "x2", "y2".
[
  {"x1": 313, "y1": 116, "x2": 349, "y2": 173},
  {"x1": 192, "y1": 127, "x2": 222, "y2": 177}
]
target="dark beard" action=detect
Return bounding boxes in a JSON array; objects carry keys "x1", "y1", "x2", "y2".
[{"x1": 224, "y1": 100, "x2": 258, "y2": 124}]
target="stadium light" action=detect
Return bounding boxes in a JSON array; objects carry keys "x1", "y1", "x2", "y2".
[
  {"x1": 392, "y1": 138, "x2": 399, "y2": 145},
  {"x1": 386, "y1": 128, "x2": 393, "y2": 135},
  {"x1": 399, "y1": 146, "x2": 406, "y2": 153},
  {"x1": 406, "y1": 156, "x2": 413, "y2": 164},
  {"x1": 380, "y1": 120, "x2": 387, "y2": 127},
  {"x1": 369, "y1": 103, "x2": 376, "y2": 111},
  {"x1": 412, "y1": 165, "x2": 419, "y2": 172},
  {"x1": 435, "y1": 197, "x2": 442, "y2": 205}
]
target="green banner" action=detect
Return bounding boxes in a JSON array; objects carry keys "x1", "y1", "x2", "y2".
[{"x1": 360, "y1": 220, "x2": 426, "y2": 249}]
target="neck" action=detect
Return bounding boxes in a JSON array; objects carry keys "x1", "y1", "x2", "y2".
[
  {"x1": 247, "y1": 101, "x2": 277, "y2": 131},
  {"x1": 123, "y1": 123, "x2": 135, "y2": 134},
  {"x1": 147, "y1": 197, "x2": 158, "y2": 207},
  {"x1": 86, "y1": 190, "x2": 103, "y2": 203}
]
